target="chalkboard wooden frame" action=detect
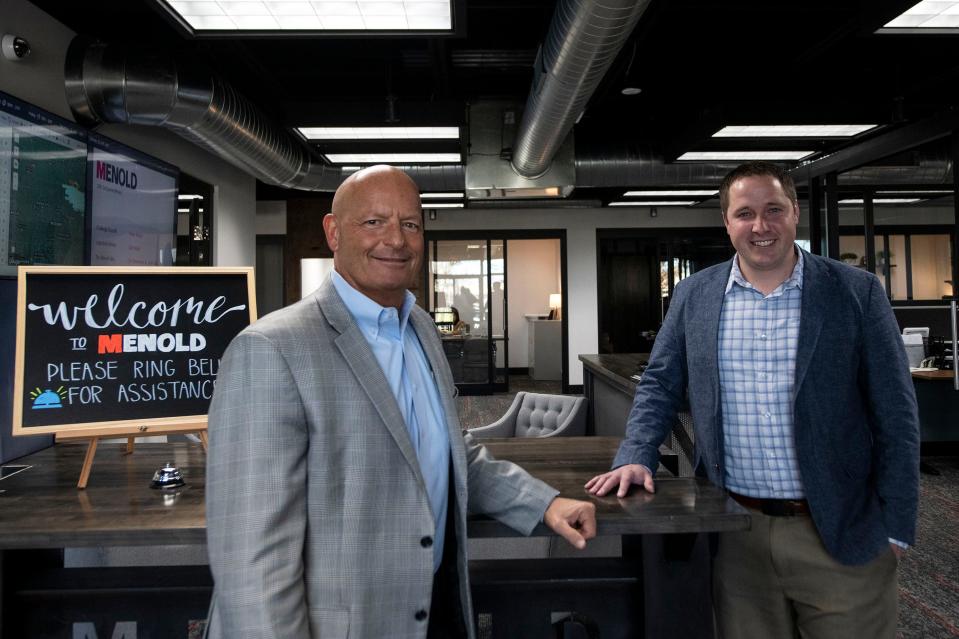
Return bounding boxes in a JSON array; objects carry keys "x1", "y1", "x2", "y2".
[{"x1": 13, "y1": 266, "x2": 257, "y2": 438}]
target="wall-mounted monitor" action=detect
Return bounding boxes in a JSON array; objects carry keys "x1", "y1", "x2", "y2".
[
  {"x1": 87, "y1": 133, "x2": 178, "y2": 266},
  {"x1": 0, "y1": 92, "x2": 88, "y2": 277}
]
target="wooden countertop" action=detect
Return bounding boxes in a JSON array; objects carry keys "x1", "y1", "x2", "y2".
[
  {"x1": 477, "y1": 437, "x2": 748, "y2": 537},
  {"x1": 579, "y1": 353, "x2": 650, "y2": 394},
  {"x1": 0, "y1": 438, "x2": 747, "y2": 549},
  {"x1": 0, "y1": 442, "x2": 207, "y2": 549},
  {"x1": 912, "y1": 369, "x2": 955, "y2": 381}
]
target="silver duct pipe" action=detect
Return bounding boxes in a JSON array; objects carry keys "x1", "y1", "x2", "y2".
[
  {"x1": 63, "y1": 38, "x2": 460, "y2": 193},
  {"x1": 63, "y1": 38, "x2": 950, "y2": 195},
  {"x1": 831, "y1": 156, "x2": 952, "y2": 185},
  {"x1": 574, "y1": 143, "x2": 954, "y2": 188},
  {"x1": 511, "y1": 0, "x2": 651, "y2": 178},
  {"x1": 575, "y1": 144, "x2": 732, "y2": 188}
]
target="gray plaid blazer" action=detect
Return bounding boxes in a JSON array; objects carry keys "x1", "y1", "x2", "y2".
[{"x1": 205, "y1": 277, "x2": 558, "y2": 638}]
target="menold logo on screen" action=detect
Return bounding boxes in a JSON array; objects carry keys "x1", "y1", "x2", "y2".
[{"x1": 95, "y1": 160, "x2": 138, "y2": 189}]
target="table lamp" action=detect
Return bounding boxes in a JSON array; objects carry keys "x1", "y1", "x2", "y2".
[{"x1": 549, "y1": 293, "x2": 562, "y2": 320}]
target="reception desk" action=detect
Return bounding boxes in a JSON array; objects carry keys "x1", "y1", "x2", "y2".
[
  {"x1": 579, "y1": 353, "x2": 647, "y2": 438},
  {"x1": 580, "y1": 353, "x2": 696, "y2": 477},
  {"x1": 0, "y1": 438, "x2": 746, "y2": 638}
]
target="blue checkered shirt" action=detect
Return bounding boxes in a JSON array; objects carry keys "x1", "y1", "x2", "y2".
[{"x1": 719, "y1": 249, "x2": 805, "y2": 499}]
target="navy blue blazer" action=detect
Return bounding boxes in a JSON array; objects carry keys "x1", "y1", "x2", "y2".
[{"x1": 613, "y1": 250, "x2": 920, "y2": 565}]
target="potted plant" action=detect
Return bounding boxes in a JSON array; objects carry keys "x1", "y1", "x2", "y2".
[{"x1": 876, "y1": 250, "x2": 895, "y2": 267}]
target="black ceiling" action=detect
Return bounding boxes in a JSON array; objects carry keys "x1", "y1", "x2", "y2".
[{"x1": 31, "y1": 0, "x2": 959, "y2": 200}]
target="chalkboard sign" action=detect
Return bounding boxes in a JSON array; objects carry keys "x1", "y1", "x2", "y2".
[{"x1": 13, "y1": 266, "x2": 256, "y2": 437}]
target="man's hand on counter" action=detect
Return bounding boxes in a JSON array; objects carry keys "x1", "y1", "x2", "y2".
[
  {"x1": 585, "y1": 464, "x2": 655, "y2": 498},
  {"x1": 543, "y1": 497, "x2": 597, "y2": 549}
]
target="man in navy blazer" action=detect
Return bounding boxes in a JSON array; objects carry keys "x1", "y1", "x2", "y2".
[{"x1": 587, "y1": 161, "x2": 919, "y2": 638}]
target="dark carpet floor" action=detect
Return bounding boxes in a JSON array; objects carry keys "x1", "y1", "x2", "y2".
[
  {"x1": 898, "y1": 456, "x2": 959, "y2": 638},
  {"x1": 459, "y1": 377, "x2": 959, "y2": 638}
]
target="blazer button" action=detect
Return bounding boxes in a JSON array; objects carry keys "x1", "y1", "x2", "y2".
[
  {"x1": 415, "y1": 609, "x2": 428, "y2": 622},
  {"x1": 420, "y1": 536, "x2": 433, "y2": 548}
]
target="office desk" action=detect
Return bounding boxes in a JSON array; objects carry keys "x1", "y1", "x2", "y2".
[
  {"x1": 0, "y1": 439, "x2": 747, "y2": 638},
  {"x1": 911, "y1": 369, "x2": 959, "y2": 447}
]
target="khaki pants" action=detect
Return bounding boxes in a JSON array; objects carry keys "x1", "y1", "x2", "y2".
[{"x1": 713, "y1": 507, "x2": 898, "y2": 639}]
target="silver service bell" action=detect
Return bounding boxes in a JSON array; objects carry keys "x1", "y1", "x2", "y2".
[{"x1": 150, "y1": 462, "x2": 186, "y2": 489}]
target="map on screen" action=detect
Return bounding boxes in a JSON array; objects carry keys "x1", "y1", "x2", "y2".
[{"x1": 0, "y1": 93, "x2": 88, "y2": 276}]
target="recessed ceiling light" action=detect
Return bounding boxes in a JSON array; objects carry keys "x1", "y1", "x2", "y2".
[
  {"x1": 162, "y1": 0, "x2": 453, "y2": 32},
  {"x1": 623, "y1": 190, "x2": 717, "y2": 197},
  {"x1": 880, "y1": 1, "x2": 959, "y2": 31},
  {"x1": 325, "y1": 153, "x2": 461, "y2": 164},
  {"x1": 609, "y1": 201, "x2": 697, "y2": 207},
  {"x1": 839, "y1": 198, "x2": 922, "y2": 204},
  {"x1": 421, "y1": 192, "x2": 464, "y2": 199},
  {"x1": 423, "y1": 202, "x2": 464, "y2": 208},
  {"x1": 297, "y1": 126, "x2": 460, "y2": 140},
  {"x1": 712, "y1": 124, "x2": 879, "y2": 137},
  {"x1": 876, "y1": 189, "x2": 952, "y2": 195},
  {"x1": 177, "y1": 194, "x2": 204, "y2": 200},
  {"x1": 677, "y1": 151, "x2": 816, "y2": 161},
  {"x1": 620, "y1": 87, "x2": 642, "y2": 96}
]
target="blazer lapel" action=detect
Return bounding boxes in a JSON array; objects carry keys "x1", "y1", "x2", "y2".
[
  {"x1": 316, "y1": 279, "x2": 427, "y2": 491},
  {"x1": 794, "y1": 252, "x2": 828, "y2": 394}
]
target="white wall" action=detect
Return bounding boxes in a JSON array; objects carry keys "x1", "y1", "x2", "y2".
[
  {"x1": 506, "y1": 239, "x2": 560, "y2": 368},
  {"x1": 427, "y1": 205, "x2": 725, "y2": 385},
  {"x1": 0, "y1": 0, "x2": 257, "y2": 267}
]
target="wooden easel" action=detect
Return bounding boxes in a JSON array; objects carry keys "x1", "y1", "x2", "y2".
[{"x1": 58, "y1": 424, "x2": 208, "y2": 489}]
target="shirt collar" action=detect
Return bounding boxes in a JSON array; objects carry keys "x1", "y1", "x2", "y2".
[
  {"x1": 330, "y1": 270, "x2": 416, "y2": 340},
  {"x1": 724, "y1": 245, "x2": 804, "y2": 296}
]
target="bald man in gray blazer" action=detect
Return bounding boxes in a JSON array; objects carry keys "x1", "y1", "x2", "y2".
[{"x1": 205, "y1": 166, "x2": 596, "y2": 639}]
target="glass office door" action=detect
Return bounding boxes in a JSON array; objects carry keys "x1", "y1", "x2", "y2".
[{"x1": 427, "y1": 239, "x2": 507, "y2": 394}]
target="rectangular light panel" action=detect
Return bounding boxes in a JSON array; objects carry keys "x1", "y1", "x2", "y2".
[
  {"x1": 713, "y1": 125, "x2": 878, "y2": 137},
  {"x1": 677, "y1": 151, "x2": 815, "y2": 161},
  {"x1": 839, "y1": 198, "x2": 922, "y2": 204},
  {"x1": 881, "y1": 1, "x2": 959, "y2": 30},
  {"x1": 877, "y1": 189, "x2": 953, "y2": 195},
  {"x1": 325, "y1": 152, "x2": 461, "y2": 164},
  {"x1": 623, "y1": 190, "x2": 717, "y2": 197},
  {"x1": 164, "y1": 1, "x2": 453, "y2": 32},
  {"x1": 298, "y1": 126, "x2": 460, "y2": 140},
  {"x1": 422, "y1": 202, "x2": 463, "y2": 208},
  {"x1": 609, "y1": 201, "x2": 697, "y2": 207},
  {"x1": 421, "y1": 192, "x2": 464, "y2": 199}
]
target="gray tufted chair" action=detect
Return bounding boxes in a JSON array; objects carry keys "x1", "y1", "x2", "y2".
[{"x1": 468, "y1": 392, "x2": 587, "y2": 439}]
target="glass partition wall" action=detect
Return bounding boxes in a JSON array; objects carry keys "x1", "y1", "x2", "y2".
[
  {"x1": 427, "y1": 239, "x2": 507, "y2": 394},
  {"x1": 838, "y1": 201, "x2": 954, "y2": 301}
]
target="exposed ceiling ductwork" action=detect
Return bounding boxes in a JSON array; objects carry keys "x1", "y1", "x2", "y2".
[
  {"x1": 574, "y1": 142, "x2": 954, "y2": 188},
  {"x1": 63, "y1": 37, "x2": 953, "y2": 199},
  {"x1": 63, "y1": 38, "x2": 458, "y2": 193},
  {"x1": 511, "y1": 0, "x2": 651, "y2": 178}
]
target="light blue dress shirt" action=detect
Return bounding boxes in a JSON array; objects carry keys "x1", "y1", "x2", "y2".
[
  {"x1": 331, "y1": 271, "x2": 451, "y2": 572},
  {"x1": 719, "y1": 249, "x2": 805, "y2": 499}
]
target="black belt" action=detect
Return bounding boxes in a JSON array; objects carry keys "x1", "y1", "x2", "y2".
[{"x1": 729, "y1": 491, "x2": 810, "y2": 517}]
